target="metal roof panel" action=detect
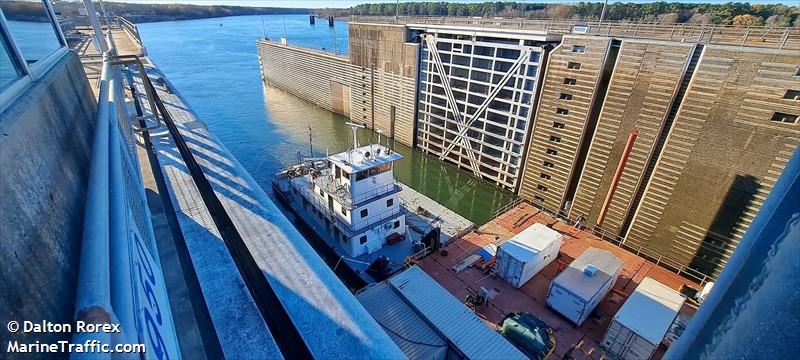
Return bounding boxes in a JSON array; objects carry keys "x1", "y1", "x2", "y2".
[
  {"x1": 388, "y1": 266, "x2": 527, "y2": 360},
  {"x1": 357, "y1": 283, "x2": 448, "y2": 360},
  {"x1": 552, "y1": 248, "x2": 623, "y2": 301},
  {"x1": 614, "y1": 277, "x2": 685, "y2": 344}
]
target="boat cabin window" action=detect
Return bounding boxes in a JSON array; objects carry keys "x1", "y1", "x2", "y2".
[
  {"x1": 386, "y1": 198, "x2": 394, "y2": 207},
  {"x1": 335, "y1": 166, "x2": 341, "y2": 179},
  {"x1": 359, "y1": 235, "x2": 367, "y2": 244},
  {"x1": 393, "y1": 221, "x2": 400, "y2": 229},
  {"x1": 355, "y1": 163, "x2": 392, "y2": 181},
  {"x1": 360, "y1": 209, "x2": 369, "y2": 218}
]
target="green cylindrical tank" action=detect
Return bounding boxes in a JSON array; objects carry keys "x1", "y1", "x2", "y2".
[{"x1": 499, "y1": 312, "x2": 556, "y2": 360}]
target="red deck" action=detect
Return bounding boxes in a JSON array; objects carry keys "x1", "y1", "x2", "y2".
[{"x1": 417, "y1": 202, "x2": 699, "y2": 359}]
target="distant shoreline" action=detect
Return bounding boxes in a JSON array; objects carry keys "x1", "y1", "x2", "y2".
[
  {"x1": 0, "y1": 1, "x2": 311, "y2": 24},
  {"x1": 4, "y1": 13, "x2": 315, "y2": 24},
  {"x1": 122, "y1": 13, "x2": 312, "y2": 24}
]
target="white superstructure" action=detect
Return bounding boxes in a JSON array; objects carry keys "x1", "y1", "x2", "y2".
[{"x1": 292, "y1": 143, "x2": 407, "y2": 258}]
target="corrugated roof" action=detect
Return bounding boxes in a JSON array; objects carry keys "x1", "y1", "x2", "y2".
[
  {"x1": 389, "y1": 266, "x2": 528, "y2": 360},
  {"x1": 614, "y1": 277, "x2": 685, "y2": 344},
  {"x1": 500, "y1": 223, "x2": 563, "y2": 263},
  {"x1": 357, "y1": 283, "x2": 448, "y2": 360},
  {"x1": 552, "y1": 247, "x2": 623, "y2": 301}
]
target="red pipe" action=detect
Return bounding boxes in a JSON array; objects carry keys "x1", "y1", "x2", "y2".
[{"x1": 597, "y1": 128, "x2": 639, "y2": 227}]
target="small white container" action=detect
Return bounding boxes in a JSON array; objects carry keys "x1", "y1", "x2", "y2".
[
  {"x1": 495, "y1": 223, "x2": 563, "y2": 288},
  {"x1": 546, "y1": 247, "x2": 623, "y2": 325}
]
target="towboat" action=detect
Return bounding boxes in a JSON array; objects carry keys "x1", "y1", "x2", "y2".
[{"x1": 272, "y1": 126, "x2": 444, "y2": 284}]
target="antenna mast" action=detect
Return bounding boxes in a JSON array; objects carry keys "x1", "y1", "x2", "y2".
[
  {"x1": 345, "y1": 122, "x2": 365, "y2": 150},
  {"x1": 332, "y1": 23, "x2": 338, "y2": 55},
  {"x1": 308, "y1": 125, "x2": 314, "y2": 157}
]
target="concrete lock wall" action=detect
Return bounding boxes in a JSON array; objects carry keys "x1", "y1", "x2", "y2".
[
  {"x1": 257, "y1": 40, "x2": 417, "y2": 147},
  {"x1": 570, "y1": 39, "x2": 695, "y2": 235},
  {"x1": 623, "y1": 45, "x2": 800, "y2": 278},
  {"x1": 518, "y1": 35, "x2": 799, "y2": 280},
  {"x1": 0, "y1": 52, "x2": 97, "y2": 347},
  {"x1": 519, "y1": 35, "x2": 615, "y2": 211}
]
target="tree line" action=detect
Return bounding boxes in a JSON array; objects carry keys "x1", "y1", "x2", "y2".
[
  {"x1": 0, "y1": 1, "x2": 311, "y2": 23},
  {"x1": 319, "y1": 2, "x2": 800, "y2": 27}
]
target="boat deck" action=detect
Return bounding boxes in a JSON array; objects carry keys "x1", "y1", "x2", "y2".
[
  {"x1": 399, "y1": 184, "x2": 475, "y2": 243},
  {"x1": 417, "y1": 202, "x2": 700, "y2": 360}
]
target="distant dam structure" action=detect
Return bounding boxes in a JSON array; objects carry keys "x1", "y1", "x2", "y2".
[{"x1": 1, "y1": 1, "x2": 798, "y2": 358}]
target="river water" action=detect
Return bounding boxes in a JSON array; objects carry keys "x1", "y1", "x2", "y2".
[{"x1": 137, "y1": 14, "x2": 513, "y2": 225}]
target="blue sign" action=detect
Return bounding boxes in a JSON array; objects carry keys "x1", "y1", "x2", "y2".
[{"x1": 131, "y1": 232, "x2": 181, "y2": 360}]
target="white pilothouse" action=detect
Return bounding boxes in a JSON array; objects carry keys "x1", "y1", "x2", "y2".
[{"x1": 273, "y1": 124, "x2": 447, "y2": 284}]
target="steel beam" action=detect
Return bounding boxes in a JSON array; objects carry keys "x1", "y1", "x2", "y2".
[
  {"x1": 423, "y1": 35, "x2": 482, "y2": 176},
  {"x1": 439, "y1": 51, "x2": 529, "y2": 160}
]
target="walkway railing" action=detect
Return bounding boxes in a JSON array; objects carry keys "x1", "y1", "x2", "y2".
[
  {"x1": 351, "y1": 16, "x2": 800, "y2": 50},
  {"x1": 106, "y1": 15, "x2": 145, "y2": 52},
  {"x1": 73, "y1": 23, "x2": 180, "y2": 359},
  {"x1": 492, "y1": 197, "x2": 711, "y2": 286}
]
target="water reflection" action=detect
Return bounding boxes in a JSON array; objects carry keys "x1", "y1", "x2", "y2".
[
  {"x1": 138, "y1": 15, "x2": 512, "y2": 225},
  {"x1": 262, "y1": 84, "x2": 513, "y2": 225}
]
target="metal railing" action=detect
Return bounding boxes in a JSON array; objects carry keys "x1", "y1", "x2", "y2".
[
  {"x1": 351, "y1": 16, "x2": 800, "y2": 50},
  {"x1": 315, "y1": 175, "x2": 402, "y2": 209},
  {"x1": 258, "y1": 38, "x2": 348, "y2": 59},
  {"x1": 298, "y1": 180, "x2": 404, "y2": 237},
  {"x1": 492, "y1": 197, "x2": 711, "y2": 286},
  {"x1": 73, "y1": 13, "x2": 180, "y2": 358},
  {"x1": 105, "y1": 15, "x2": 146, "y2": 55}
]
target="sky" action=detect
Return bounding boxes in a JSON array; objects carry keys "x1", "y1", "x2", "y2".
[{"x1": 99, "y1": 0, "x2": 796, "y2": 9}]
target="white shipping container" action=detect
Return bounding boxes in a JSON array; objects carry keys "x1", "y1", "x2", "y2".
[
  {"x1": 601, "y1": 277, "x2": 685, "y2": 360},
  {"x1": 546, "y1": 248, "x2": 623, "y2": 325},
  {"x1": 496, "y1": 223, "x2": 563, "y2": 288}
]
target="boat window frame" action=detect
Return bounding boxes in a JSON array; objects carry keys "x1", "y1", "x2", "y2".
[
  {"x1": 355, "y1": 163, "x2": 392, "y2": 181},
  {"x1": 0, "y1": 0, "x2": 70, "y2": 113}
]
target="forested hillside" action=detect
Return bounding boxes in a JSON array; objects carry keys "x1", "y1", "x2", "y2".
[
  {"x1": 0, "y1": 1, "x2": 310, "y2": 23},
  {"x1": 321, "y1": 2, "x2": 800, "y2": 27}
]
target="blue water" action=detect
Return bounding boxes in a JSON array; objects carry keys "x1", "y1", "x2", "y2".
[
  {"x1": 4, "y1": 20, "x2": 61, "y2": 69},
  {"x1": 138, "y1": 15, "x2": 513, "y2": 224},
  {"x1": 139, "y1": 14, "x2": 348, "y2": 176}
]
